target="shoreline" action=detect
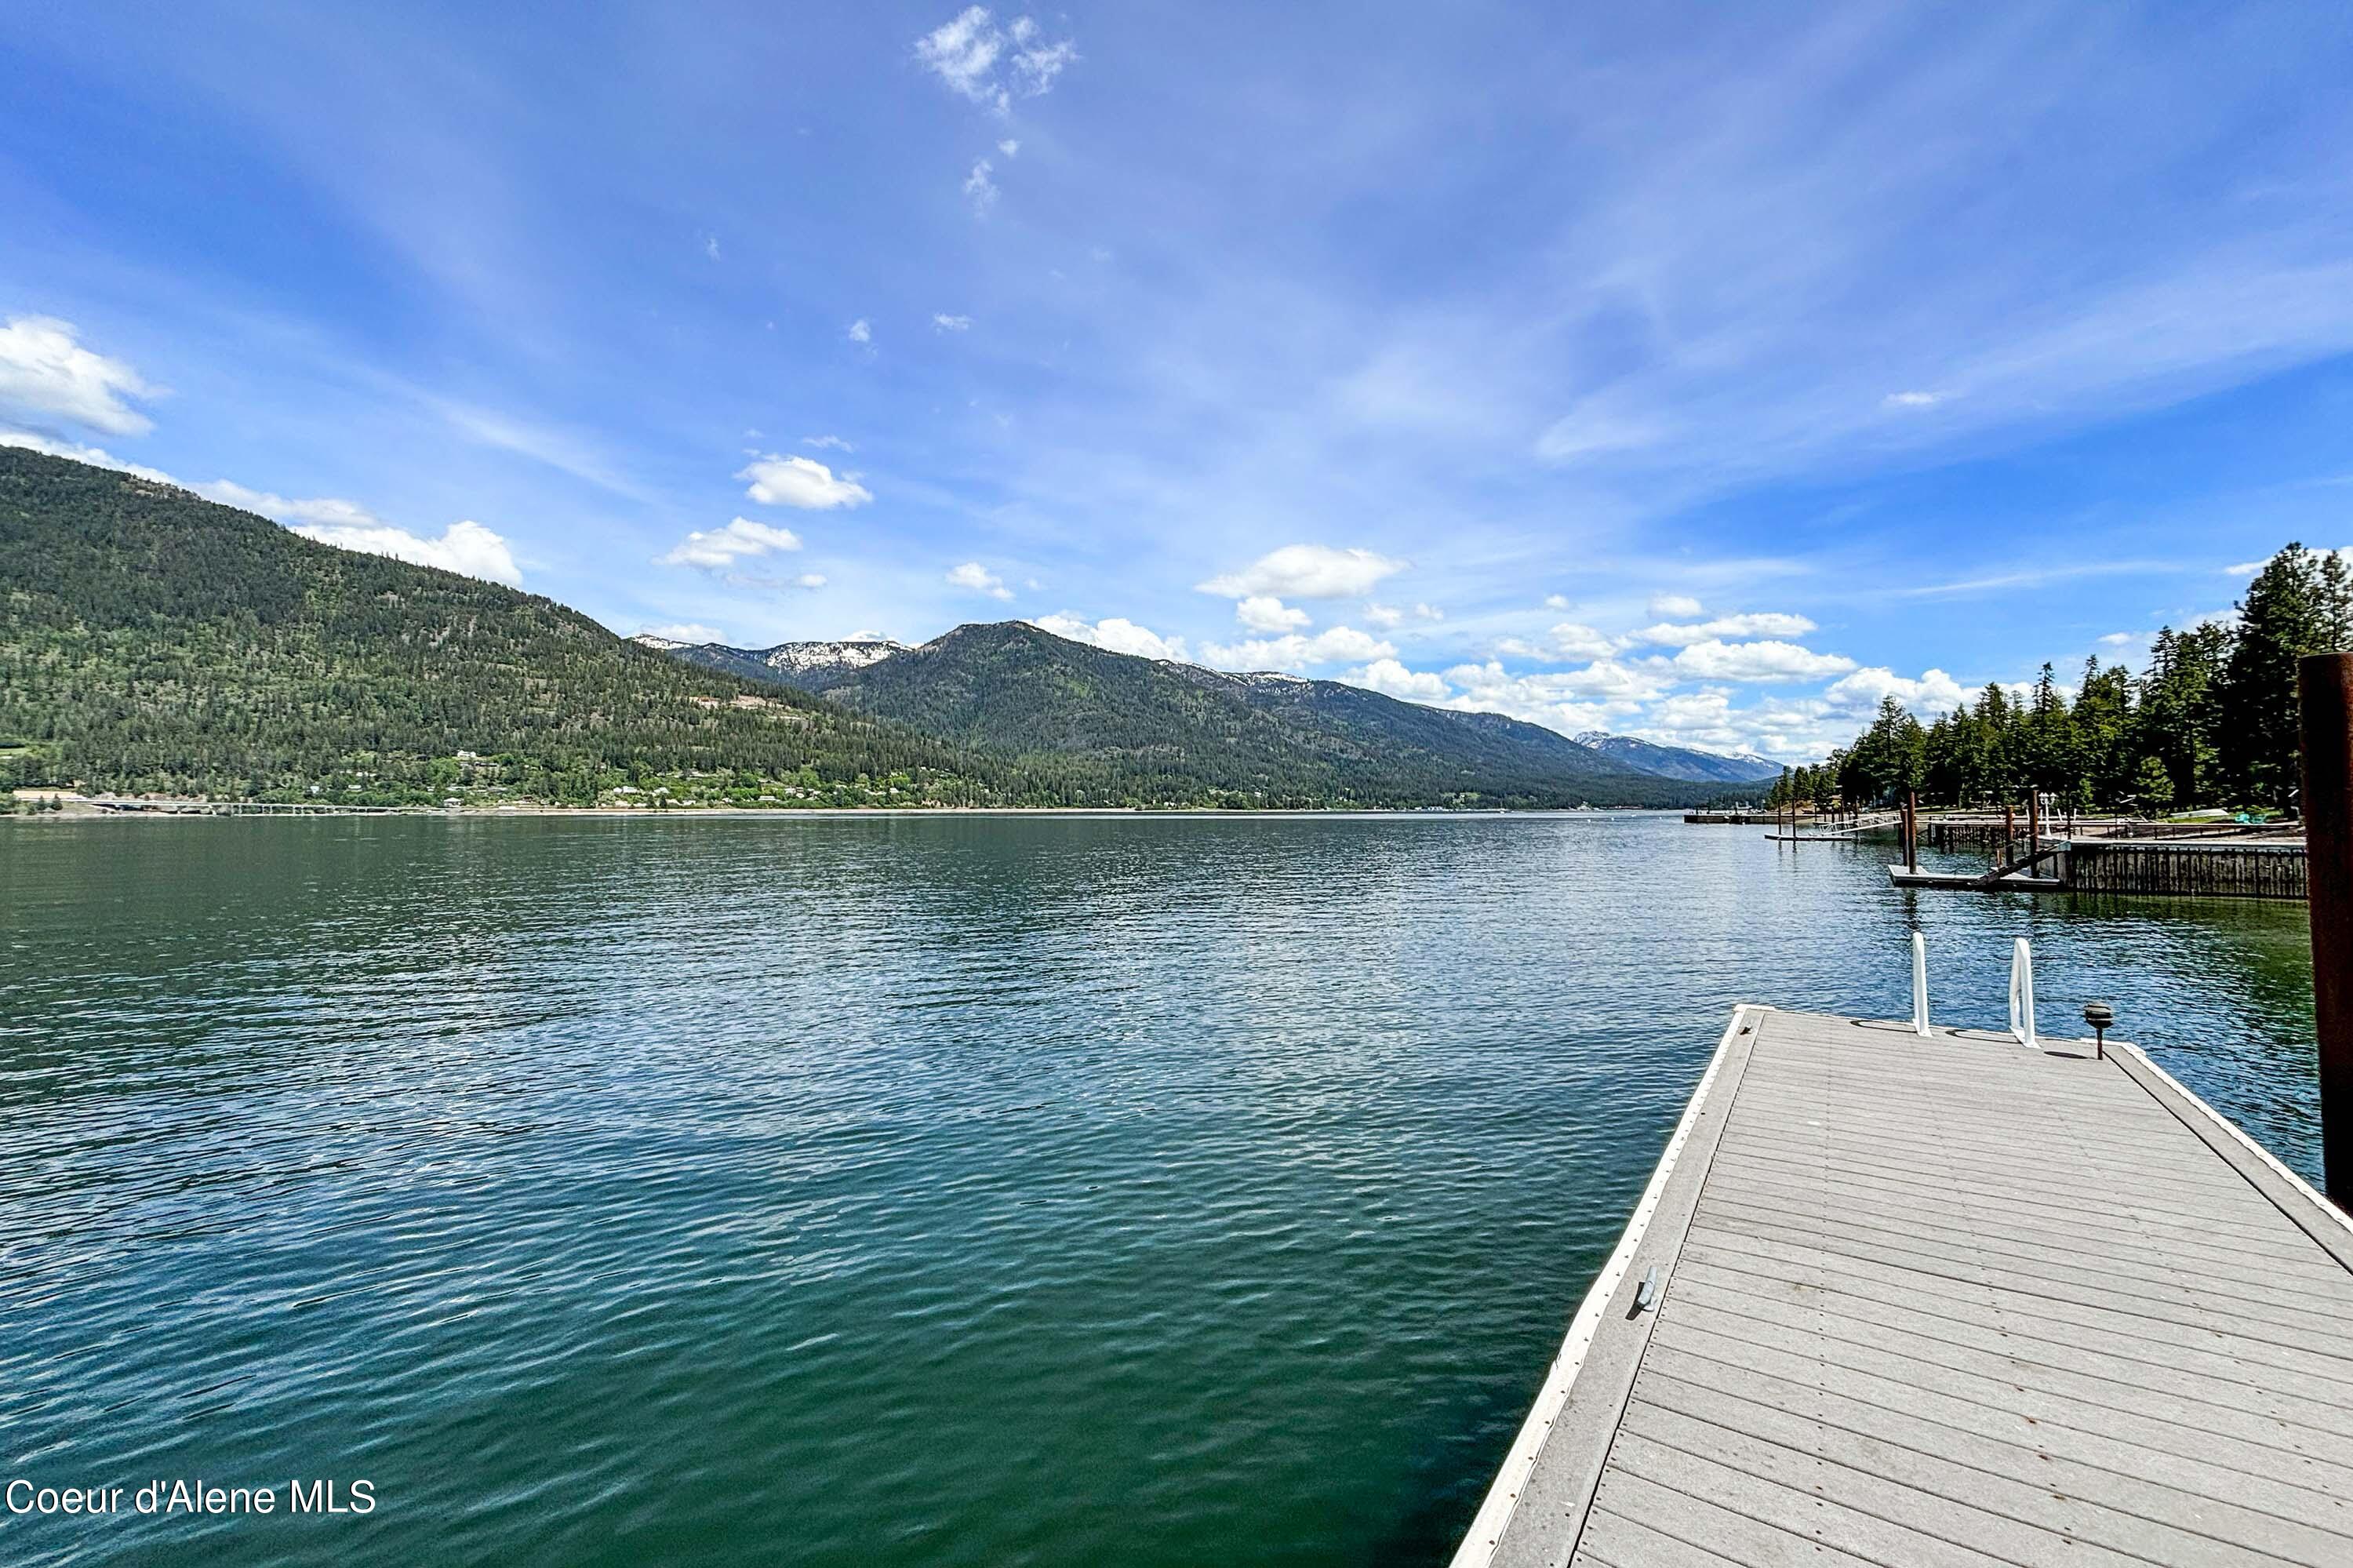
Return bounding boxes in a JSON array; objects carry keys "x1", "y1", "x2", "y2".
[{"x1": 11, "y1": 802, "x2": 1691, "y2": 822}]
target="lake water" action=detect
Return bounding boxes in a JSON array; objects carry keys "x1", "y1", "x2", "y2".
[{"x1": 0, "y1": 813, "x2": 2322, "y2": 1566}]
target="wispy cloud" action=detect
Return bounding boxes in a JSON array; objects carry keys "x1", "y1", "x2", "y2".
[
  {"x1": 430, "y1": 399, "x2": 648, "y2": 500},
  {"x1": 1892, "y1": 560, "x2": 2184, "y2": 598},
  {"x1": 963, "y1": 158, "x2": 999, "y2": 214},
  {"x1": 915, "y1": 8, "x2": 1078, "y2": 115}
]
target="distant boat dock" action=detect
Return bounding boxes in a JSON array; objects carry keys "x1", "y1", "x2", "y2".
[
  {"x1": 1453, "y1": 1003, "x2": 2353, "y2": 1568},
  {"x1": 1688, "y1": 803, "x2": 2315, "y2": 899}
]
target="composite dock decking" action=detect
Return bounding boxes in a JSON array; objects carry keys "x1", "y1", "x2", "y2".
[{"x1": 1453, "y1": 1006, "x2": 2353, "y2": 1568}]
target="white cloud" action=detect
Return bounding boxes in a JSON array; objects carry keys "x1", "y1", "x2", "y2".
[
  {"x1": 1236, "y1": 595, "x2": 1310, "y2": 631},
  {"x1": 998, "y1": 138, "x2": 1020, "y2": 158},
  {"x1": 296, "y1": 518, "x2": 522, "y2": 588},
  {"x1": 1203, "y1": 625, "x2": 1396, "y2": 671},
  {"x1": 0, "y1": 316, "x2": 158, "y2": 437},
  {"x1": 1198, "y1": 544, "x2": 1406, "y2": 600},
  {"x1": 1553, "y1": 623, "x2": 1616, "y2": 658},
  {"x1": 915, "y1": 8, "x2": 1076, "y2": 113},
  {"x1": 803, "y1": 434, "x2": 853, "y2": 452},
  {"x1": 736, "y1": 453, "x2": 873, "y2": 509},
  {"x1": 1820, "y1": 665, "x2": 1969, "y2": 716},
  {"x1": 1500, "y1": 621, "x2": 1618, "y2": 662},
  {"x1": 1363, "y1": 602, "x2": 1403, "y2": 627},
  {"x1": 933, "y1": 313, "x2": 973, "y2": 333},
  {"x1": 1631, "y1": 611, "x2": 1819, "y2": 647},
  {"x1": 2224, "y1": 560, "x2": 2264, "y2": 577},
  {"x1": 846, "y1": 318, "x2": 872, "y2": 345},
  {"x1": 1437, "y1": 660, "x2": 1663, "y2": 735},
  {"x1": 1883, "y1": 390, "x2": 1942, "y2": 409},
  {"x1": 1648, "y1": 594, "x2": 1704, "y2": 618},
  {"x1": 1638, "y1": 690, "x2": 1758, "y2": 754},
  {"x1": 963, "y1": 158, "x2": 999, "y2": 214},
  {"x1": 1349, "y1": 657, "x2": 1450, "y2": 701},
  {"x1": 1030, "y1": 613, "x2": 1188, "y2": 661},
  {"x1": 1413, "y1": 602, "x2": 1443, "y2": 621},
  {"x1": 640, "y1": 622, "x2": 728, "y2": 645},
  {"x1": 1009, "y1": 18, "x2": 1078, "y2": 95},
  {"x1": 704, "y1": 234, "x2": 722, "y2": 262},
  {"x1": 1671, "y1": 638, "x2": 1857, "y2": 682},
  {"x1": 2097, "y1": 631, "x2": 2134, "y2": 647},
  {"x1": 1544, "y1": 594, "x2": 1573, "y2": 610},
  {"x1": 914, "y1": 7, "x2": 1004, "y2": 104},
  {"x1": 948, "y1": 561, "x2": 1013, "y2": 600},
  {"x1": 662, "y1": 517, "x2": 803, "y2": 568},
  {"x1": 797, "y1": 573, "x2": 827, "y2": 589}
]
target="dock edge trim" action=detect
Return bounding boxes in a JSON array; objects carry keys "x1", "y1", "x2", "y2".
[
  {"x1": 1445, "y1": 1002, "x2": 1766, "y2": 1568},
  {"x1": 2108, "y1": 1039, "x2": 2353, "y2": 1271}
]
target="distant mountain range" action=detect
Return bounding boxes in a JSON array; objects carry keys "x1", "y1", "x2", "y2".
[
  {"x1": 1574, "y1": 731, "x2": 1781, "y2": 784},
  {"x1": 639, "y1": 635, "x2": 909, "y2": 689},
  {"x1": 635, "y1": 628, "x2": 1777, "y2": 802},
  {"x1": 0, "y1": 445, "x2": 1772, "y2": 810}
]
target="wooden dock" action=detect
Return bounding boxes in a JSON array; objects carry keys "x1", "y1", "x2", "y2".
[
  {"x1": 1453, "y1": 1005, "x2": 2353, "y2": 1568},
  {"x1": 1889, "y1": 839, "x2": 2309, "y2": 900},
  {"x1": 1888, "y1": 864, "x2": 2064, "y2": 892}
]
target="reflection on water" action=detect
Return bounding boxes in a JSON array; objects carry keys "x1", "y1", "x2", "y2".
[{"x1": 0, "y1": 814, "x2": 2319, "y2": 1566}]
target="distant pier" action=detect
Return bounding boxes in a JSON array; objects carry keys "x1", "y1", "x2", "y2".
[
  {"x1": 1892, "y1": 831, "x2": 2310, "y2": 900},
  {"x1": 1453, "y1": 1004, "x2": 2353, "y2": 1567}
]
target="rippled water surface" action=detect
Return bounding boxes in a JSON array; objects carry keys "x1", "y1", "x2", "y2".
[{"x1": 0, "y1": 813, "x2": 2323, "y2": 1566}]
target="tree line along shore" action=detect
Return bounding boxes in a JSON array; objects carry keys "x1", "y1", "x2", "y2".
[{"x1": 1770, "y1": 542, "x2": 2345, "y2": 817}]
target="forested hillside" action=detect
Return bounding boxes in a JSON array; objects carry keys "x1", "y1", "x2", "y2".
[
  {"x1": 1782, "y1": 542, "x2": 2351, "y2": 813},
  {"x1": 790, "y1": 620, "x2": 1701, "y2": 807},
  {"x1": 0, "y1": 447, "x2": 1700, "y2": 809},
  {"x1": 0, "y1": 448, "x2": 999, "y2": 806}
]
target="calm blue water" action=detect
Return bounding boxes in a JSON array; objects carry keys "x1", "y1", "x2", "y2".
[{"x1": 0, "y1": 813, "x2": 2321, "y2": 1566}]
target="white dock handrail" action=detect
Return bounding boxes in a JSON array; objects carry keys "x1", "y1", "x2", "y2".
[
  {"x1": 2009, "y1": 937, "x2": 2038, "y2": 1046},
  {"x1": 1911, "y1": 932, "x2": 1929, "y2": 1037}
]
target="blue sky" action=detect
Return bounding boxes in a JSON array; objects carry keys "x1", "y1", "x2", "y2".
[{"x1": 5, "y1": 4, "x2": 2353, "y2": 761}]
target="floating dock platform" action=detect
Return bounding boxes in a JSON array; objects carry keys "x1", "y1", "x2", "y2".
[
  {"x1": 1889, "y1": 841, "x2": 2308, "y2": 900},
  {"x1": 1887, "y1": 863, "x2": 2064, "y2": 892},
  {"x1": 1453, "y1": 1005, "x2": 2353, "y2": 1567}
]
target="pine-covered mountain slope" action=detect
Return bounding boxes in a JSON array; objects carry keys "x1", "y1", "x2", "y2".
[
  {"x1": 0, "y1": 448, "x2": 995, "y2": 804},
  {"x1": 670, "y1": 619, "x2": 1709, "y2": 807}
]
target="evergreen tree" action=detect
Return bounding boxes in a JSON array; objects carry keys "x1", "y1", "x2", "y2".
[
  {"x1": 1838, "y1": 696, "x2": 1925, "y2": 805},
  {"x1": 2017, "y1": 664, "x2": 2077, "y2": 799},
  {"x1": 2069, "y1": 657, "x2": 2134, "y2": 809},
  {"x1": 2134, "y1": 624, "x2": 2224, "y2": 809},
  {"x1": 2216, "y1": 544, "x2": 2353, "y2": 806}
]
